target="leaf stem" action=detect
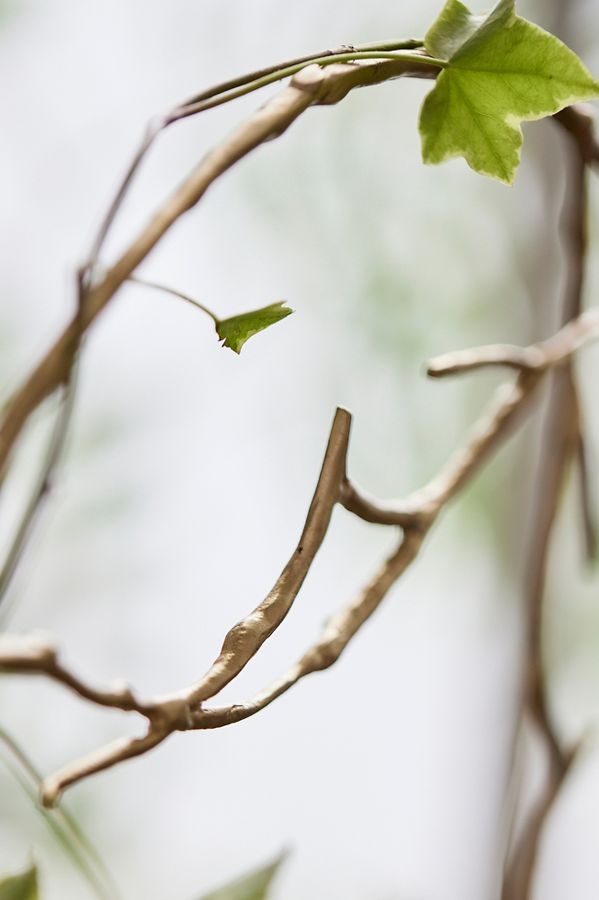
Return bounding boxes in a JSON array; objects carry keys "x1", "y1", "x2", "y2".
[
  {"x1": 128, "y1": 276, "x2": 220, "y2": 324},
  {"x1": 176, "y1": 39, "x2": 425, "y2": 110},
  {"x1": 168, "y1": 50, "x2": 445, "y2": 123}
]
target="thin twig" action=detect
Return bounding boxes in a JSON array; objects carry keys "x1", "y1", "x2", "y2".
[
  {"x1": 0, "y1": 269, "x2": 86, "y2": 617},
  {"x1": 163, "y1": 49, "x2": 444, "y2": 124},
  {"x1": 427, "y1": 309, "x2": 599, "y2": 378},
  {"x1": 174, "y1": 39, "x2": 424, "y2": 113},
  {"x1": 501, "y1": 128, "x2": 591, "y2": 900},
  {"x1": 0, "y1": 373, "x2": 76, "y2": 611},
  {"x1": 576, "y1": 429, "x2": 597, "y2": 560}
]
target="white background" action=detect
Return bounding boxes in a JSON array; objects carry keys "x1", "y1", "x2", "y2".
[{"x1": 1, "y1": 2, "x2": 599, "y2": 898}]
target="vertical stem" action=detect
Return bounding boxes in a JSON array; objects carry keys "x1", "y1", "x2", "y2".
[{"x1": 501, "y1": 135, "x2": 588, "y2": 900}]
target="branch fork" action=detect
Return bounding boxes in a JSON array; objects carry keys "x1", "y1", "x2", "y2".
[{"x1": 2, "y1": 311, "x2": 598, "y2": 806}]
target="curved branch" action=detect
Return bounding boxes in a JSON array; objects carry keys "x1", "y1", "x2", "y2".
[
  {"x1": 2, "y1": 310, "x2": 597, "y2": 804},
  {"x1": 1, "y1": 36, "x2": 598, "y2": 817},
  {"x1": 196, "y1": 535, "x2": 420, "y2": 728},
  {"x1": 0, "y1": 56, "x2": 439, "y2": 481},
  {"x1": 88, "y1": 40, "x2": 427, "y2": 265},
  {"x1": 185, "y1": 407, "x2": 351, "y2": 706}
]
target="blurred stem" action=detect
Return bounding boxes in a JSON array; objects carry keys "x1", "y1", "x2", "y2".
[
  {"x1": 0, "y1": 365, "x2": 77, "y2": 617},
  {"x1": 0, "y1": 726, "x2": 122, "y2": 900},
  {"x1": 501, "y1": 114, "x2": 589, "y2": 900}
]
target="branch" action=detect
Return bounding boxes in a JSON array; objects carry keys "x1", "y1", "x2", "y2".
[
  {"x1": 1, "y1": 58, "x2": 594, "y2": 625},
  {"x1": 427, "y1": 309, "x2": 599, "y2": 378},
  {"x1": 0, "y1": 374, "x2": 76, "y2": 613},
  {"x1": 0, "y1": 270, "x2": 87, "y2": 613},
  {"x1": 2, "y1": 34, "x2": 598, "y2": 819},
  {"x1": 1, "y1": 309, "x2": 597, "y2": 806},
  {"x1": 0, "y1": 634, "x2": 152, "y2": 715},
  {"x1": 502, "y1": 126, "x2": 592, "y2": 900},
  {"x1": 184, "y1": 407, "x2": 351, "y2": 706},
  {"x1": 195, "y1": 535, "x2": 422, "y2": 728},
  {"x1": 555, "y1": 104, "x2": 599, "y2": 168},
  {"x1": 0, "y1": 72, "x2": 592, "y2": 486},
  {"x1": 502, "y1": 744, "x2": 579, "y2": 900},
  {"x1": 87, "y1": 40, "x2": 427, "y2": 265},
  {"x1": 0, "y1": 55, "x2": 438, "y2": 482}
]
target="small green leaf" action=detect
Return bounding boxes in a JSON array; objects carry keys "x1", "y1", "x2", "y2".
[
  {"x1": 216, "y1": 302, "x2": 293, "y2": 354},
  {"x1": 199, "y1": 855, "x2": 285, "y2": 900},
  {"x1": 0, "y1": 865, "x2": 39, "y2": 900},
  {"x1": 420, "y1": 0, "x2": 599, "y2": 183}
]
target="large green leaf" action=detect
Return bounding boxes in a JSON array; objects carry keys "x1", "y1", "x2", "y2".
[
  {"x1": 216, "y1": 302, "x2": 293, "y2": 354},
  {"x1": 0, "y1": 865, "x2": 39, "y2": 900},
  {"x1": 420, "y1": 0, "x2": 599, "y2": 183},
  {"x1": 199, "y1": 855, "x2": 285, "y2": 900}
]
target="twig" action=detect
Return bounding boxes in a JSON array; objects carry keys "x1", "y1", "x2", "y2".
[
  {"x1": 501, "y1": 126, "x2": 592, "y2": 900},
  {"x1": 501, "y1": 366, "x2": 579, "y2": 900},
  {"x1": 0, "y1": 268, "x2": 86, "y2": 616},
  {"x1": 161, "y1": 49, "x2": 444, "y2": 123},
  {"x1": 560, "y1": 133, "x2": 597, "y2": 565},
  {"x1": 0, "y1": 373, "x2": 76, "y2": 612},
  {"x1": 196, "y1": 535, "x2": 423, "y2": 728},
  {"x1": 1, "y1": 309, "x2": 597, "y2": 807},
  {"x1": 576, "y1": 429, "x2": 597, "y2": 560},
  {"x1": 173, "y1": 39, "x2": 424, "y2": 114},
  {"x1": 185, "y1": 407, "x2": 351, "y2": 706},
  {"x1": 86, "y1": 39, "x2": 426, "y2": 266},
  {"x1": 427, "y1": 309, "x2": 599, "y2": 378},
  {"x1": 0, "y1": 55, "x2": 441, "y2": 482}
]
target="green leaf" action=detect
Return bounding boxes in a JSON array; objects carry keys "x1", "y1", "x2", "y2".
[
  {"x1": 420, "y1": 0, "x2": 599, "y2": 182},
  {"x1": 216, "y1": 302, "x2": 293, "y2": 354},
  {"x1": 0, "y1": 865, "x2": 39, "y2": 900},
  {"x1": 199, "y1": 855, "x2": 285, "y2": 900}
]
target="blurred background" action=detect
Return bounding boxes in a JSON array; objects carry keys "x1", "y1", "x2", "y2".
[{"x1": 0, "y1": 1, "x2": 598, "y2": 897}]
